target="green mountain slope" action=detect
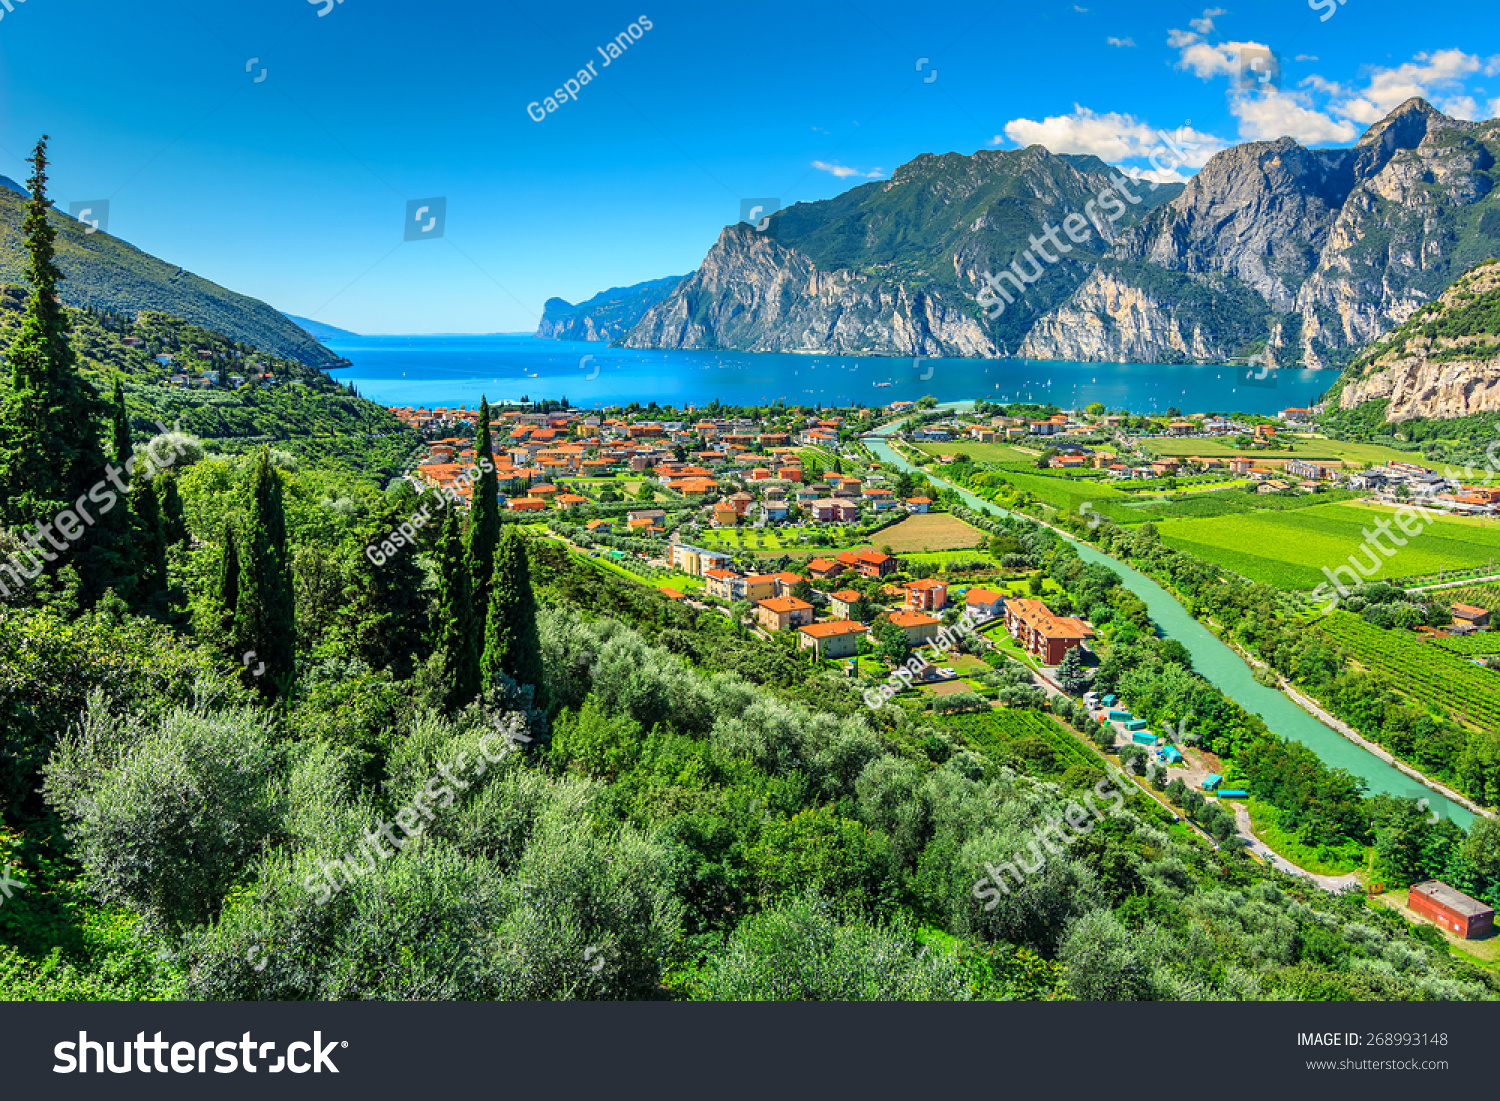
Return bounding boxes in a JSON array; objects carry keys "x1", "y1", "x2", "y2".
[
  {"x1": 1328, "y1": 256, "x2": 1500, "y2": 422},
  {"x1": 0, "y1": 188, "x2": 345, "y2": 370},
  {"x1": 0, "y1": 289, "x2": 412, "y2": 480}
]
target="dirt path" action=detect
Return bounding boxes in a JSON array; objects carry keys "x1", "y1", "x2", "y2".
[{"x1": 1228, "y1": 805, "x2": 1362, "y2": 891}]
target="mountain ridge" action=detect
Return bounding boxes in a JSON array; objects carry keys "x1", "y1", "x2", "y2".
[{"x1": 605, "y1": 98, "x2": 1500, "y2": 380}]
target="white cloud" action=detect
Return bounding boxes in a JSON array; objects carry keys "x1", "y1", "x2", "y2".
[
  {"x1": 1173, "y1": 35, "x2": 1273, "y2": 80},
  {"x1": 811, "y1": 160, "x2": 884, "y2": 179},
  {"x1": 1330, "y1": 49, "x2": 1500, "y2": 123},
  {"x1": 1073, "y1": 5, "x2": 1089, "y2": 11},
  {"x1": 1441, "y1": 95, "x2": 1481, "y2": 120},
  {"x1": 1106, "y1": 36, "x2": 1135, "y2": 47},
  {"x1": 1190, "y1": 7, "x2": 1227, "y2": 34},
  {"x1": 998, "y1": 105, "x2": 1226, "y2": 175},
  {"x1": 1294, "y1": 54, "x2": 1318, "y2": 62},
  {"x1": 1232, "y1": 89, "x2": 1358, "y2": 143}
]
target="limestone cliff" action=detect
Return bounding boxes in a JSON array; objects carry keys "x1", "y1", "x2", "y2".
[{"x1": 1335, "y1": 258, "x2": 1500, "y2": 420}]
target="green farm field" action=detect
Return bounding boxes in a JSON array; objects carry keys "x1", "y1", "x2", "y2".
[
  {"x1": 1156, "y1": 502, "x2": 1500, "y2": 589},
  {"x1": 912, "y1": 440, "x2": 1041, "y2": 464},
  {"x1": 1144, "y1": 435, "x2": 1435, "y2": 467}
]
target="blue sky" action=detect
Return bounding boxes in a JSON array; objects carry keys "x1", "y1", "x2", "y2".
[{"x1": 1, "y1": 0, "x2": 1495, "y2": 334}]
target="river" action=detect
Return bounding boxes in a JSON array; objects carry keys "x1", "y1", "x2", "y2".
[{"x1": 864, "y1": 420, "x2": 1476, "y2": 827}]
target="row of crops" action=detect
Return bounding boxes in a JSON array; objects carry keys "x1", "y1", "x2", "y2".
[
  {"x1": 1436, "y1": 633, "x2": 1500, "y2": 656},
  {"x1": 1425, "y1": 581, "x2": 1500, "y2": 611},
  {"x1": 1318, "y1": 611, "x2": 1500, "y2": 734},
  {"x1": 940, "y1": 707, "x2": 1103, "y2": 779}
]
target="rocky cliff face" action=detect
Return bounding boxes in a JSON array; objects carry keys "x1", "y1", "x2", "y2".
[
  {"x1": 536, "y1": 276, "x2": 687, "y2": 342},
  {"x1": 622, "y1": 226, "x2": 998, "y2": 356},
  {"x1": 615, "y1": 98, "x2": 1500, "y2": 386},
  {"x1": 1335, "y1": 258, "x2": 1500, "y2": 420}
]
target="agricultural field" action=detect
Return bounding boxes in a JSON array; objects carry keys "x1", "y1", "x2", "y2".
[
  {"x1": 1156, "y1": 502, "x2": 1500, "y2": 589},
  {"x1": 939, "y1": 708, "x2": 1102, "y2": 780},
  {"x1": 912, "y1": 440, "x2": 1040, "y2": 464},
  {"x1": 1435, "y1": 634, "x2": 1500, "y2": 656},
  {"x1": 1145, "y1": 435, "x2": 1435, "y2": 467},
  {"x1": 849, "y1": 511, "x2": 987, "y2": 554},
  {"x1": 1426, "y1": 582, "x2": 1500, "y2": 610},
  {"x1": 1318, "y1": 611, "x2": 1500, "y2": 735}
]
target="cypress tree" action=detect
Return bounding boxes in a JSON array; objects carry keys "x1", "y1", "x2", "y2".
[
  {"x1": 436, "y1": 507, "x2": 481, "y2": 709},
  {"x1": 217, "y1": 519, "x2": 241, "y2": 643},
  {"x1": 128, "y1": 475, "x2": 168, "y2": 608},
  {"x1": 480, "y1": 529, "x2": 547, "y2": 709},
  {"x1": 0, "y1": 137, "x2": 107, "y2": 531},
  {"x1": 156, "y1": 470, "x2": 188, "y2": 546},
  {"x1": 337, "y1": 502, "x2": 427, "y2": 679},
  {"x1": 467, "y1": 397, "x2": 501, "y2": 613},
  {"x1": 232, "y1": 448, "x2": 295, "y2": 698},
  {"x1": 110, "y1": 376, "x2": 132, "y2": 465}
]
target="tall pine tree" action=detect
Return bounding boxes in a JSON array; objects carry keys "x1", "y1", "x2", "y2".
[
  {"x1": 467, "y1": 396, "x2": 501, "y2": 615},
  {"x1": 109, "y1": 376, "x2": 131, "y2": 465},
  {"x1": 156, "y1": 470, "x2": 188, "y2": 546},
  {"x1": 0, "y1": 137, "x2": 106, "y2": 530},
  {"x1": 480, "y1": 529, "x2": 547, "y2": 710},
  {"x1": 216, "y1": 519, "x2": 241, "y2": 645},
  {"x1": 232, "y1": 449, "x2": 295, "y2": 698},
  {"x1": 0, "y1": 137, "x2": 108, "y2": 607},
  {"x1": 435, "y1": 506, "x2": 481, "y2": 710},
  {"x1": 128, "y1": 474, "x2": 168, "y2": 611}
]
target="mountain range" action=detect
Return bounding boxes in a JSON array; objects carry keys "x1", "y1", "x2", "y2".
[
  {"x1": 550, "y1": 99, "x2": 1500, "y2": 393},
  {"x1": 537, "y1": 275, "x2": 688, "y2": 341},
  {"x1": 0, "y1": 186, "x2": 343, "y2": 370}
]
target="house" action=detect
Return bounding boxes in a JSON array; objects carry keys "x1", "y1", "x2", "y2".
[
  {"x1": 906, "y1": 497, "x2": 932, "y2": 513},
  {"x1": 627, "y1": 508, "x2": 666, "y2": 524},
  {"x1": 1228, "y1": 458, "x2": 1254, "y2": 476},
  {"x1": 837, "y1": 550, "x2": 896, "y2": 579},
  {"x1": 508, "y1": 498, "x2": 546, "y2": 512},
  {"x1": 864, "y1": 488, "x2": 897, "y2": 510},
  {"x1": 586, "y1": 519, "x2": 614, "y2": 534},
  {"x1": 1254, "y1": 424, "x2": 1276, "y2": 439},
  {"x1": 1285, "y1": 459, "x2": 1334, "y2": 481},
  {"x1": 1408, "y1": 881, "x2": 1495, "y2": 940},
  {"x1": 811, "y1": 498, "x2": 858, "y2": 523},
  {"x1": 807, "y1": 557, "x2": 845, "y2": 580},
  {"x1": 713, "y1": 502, "x2": 739, "y2": 527},
  {"x1": 964, "y1": 588, "x2": 1005, "y2": 619},
  {"x1": 904, "y1": 578, "x2": 948, "y2": 612},
  {"x1": 829, "y1": 589, "x2": 863, "y2": 620},
  {"x1": 798, "y1": 620, "x2": 869, "y2": 659},
  {"x1": 1003, "y1": 598, "x2": 1093, "y2": 665},
  {"x1": 887, "y1": 609, "x2": 941, "y2": 647},
  {"x1": 703, "y1": 569, "x2": 742, "y2": 601},
  {"x1": 741, "y1": 574, "x2": 779, "y2": 602},
  {"x1": 756, "y1": 596, "x2": 814, "y2": 632},
  {"x1": 669, "y1": 543, "x2": 732, "y2": 577},
  {"x1": 1280, "y1": 407, "x2": 1311, "y2": 422},
  {"x1": 761, "y1": 500, "x2": 790, "y2": 522},
  {"x1": 770, "y1": 571, "x2": 804, "y2": 597},
  {"x1": 1452, "y1": 603, "x2": 1492, "y2": 628}
]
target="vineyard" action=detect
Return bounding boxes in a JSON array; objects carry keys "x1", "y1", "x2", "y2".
[
  {"x1": 1318, "y1": 611, "x2": 1500, "y2": 734},
  {"x1": 939, "y1": 707, "x2": 1102, "y2": 779},
  {"x1": 1425, "y1": 582, "x2": 1500, "y2": 611},
  {"x1": 1436, "y1": 633, "x2": 1500, "y2": 656}
]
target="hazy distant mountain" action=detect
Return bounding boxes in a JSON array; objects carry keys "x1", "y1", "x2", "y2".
[
  {"x1": 619, "y1": 98, "x2": 1500, "y2": 369},
  {"x1": 283, "y1": 314, "x2": 360, "y2": 341},
  {"x1": 536, "y1": 275, "x2": 688, "y2": 342},
  {"x1": 0, "y1": 187, "x2": 344, "y2": 369}
]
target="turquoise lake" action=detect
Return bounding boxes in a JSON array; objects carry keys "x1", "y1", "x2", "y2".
[{"x1": 326, "y1": 334, "x2": 1335, "y2": 412}]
